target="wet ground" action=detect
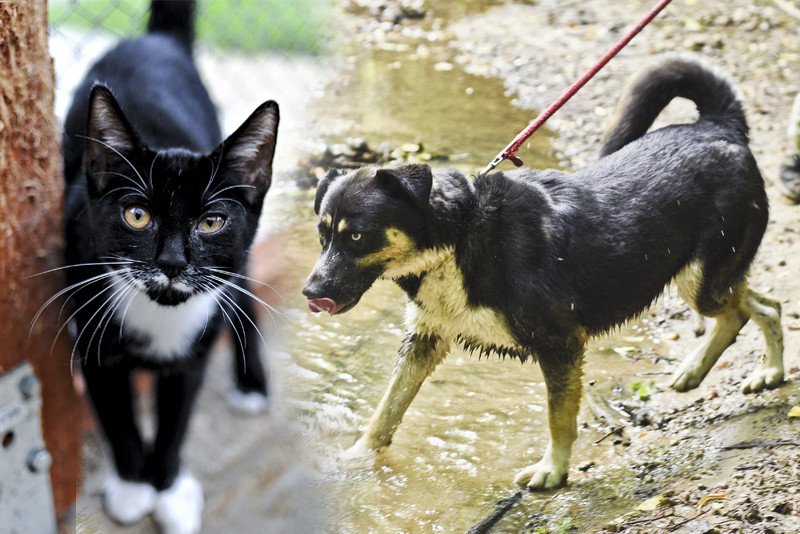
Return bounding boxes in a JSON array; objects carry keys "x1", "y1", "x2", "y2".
[{"x1": 59, "y1": 0, "x2": 800, "y2": 533}]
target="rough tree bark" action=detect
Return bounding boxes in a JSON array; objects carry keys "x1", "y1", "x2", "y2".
[{"x1": 0, "y1": 0, "x2": 79, "y2": 519}]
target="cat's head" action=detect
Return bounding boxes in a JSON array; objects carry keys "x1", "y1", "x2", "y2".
[{"x1": 82, "y1": 84, "x2": 279, "y2": 306}]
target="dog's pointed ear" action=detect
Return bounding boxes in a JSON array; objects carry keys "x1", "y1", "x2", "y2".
[
  {"x1": 375, "y1": 164, "x2": 432, "y2": 209},
  {"x1": 85, "y1": 84, "x2": 142, "y2": 192},
  {"x1": 314, "y1": 168, "x2": 348, "y2": 214},
  {"x1": 216, "y1": 100, "x2": 279, "y2": 206}
]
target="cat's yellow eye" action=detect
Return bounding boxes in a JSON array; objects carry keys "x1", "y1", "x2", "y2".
[
  {"x1": 123, "y1": 205, "x2": 151, "y2": 230},
  {"x1": 198, "y1": 214, "x2": 226, "y2": 234}
]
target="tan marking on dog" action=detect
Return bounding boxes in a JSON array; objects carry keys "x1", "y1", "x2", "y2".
[
  {"x1": 320, "y1": 212, "x2": 332, "y2": 229},
  {"x1": 390, "y1": 245, "x2": 521, "y2": 352},
  {"x1": 337, "y1": 218, "x2": 349, "y2": 233},
  {"x1": 355, "y1": 228, "x2": 420, "y2": 274}
]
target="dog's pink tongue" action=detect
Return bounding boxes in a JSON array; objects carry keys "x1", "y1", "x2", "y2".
[{"x1": 307, "y1": 298, "x2": 340, "y2": 314}]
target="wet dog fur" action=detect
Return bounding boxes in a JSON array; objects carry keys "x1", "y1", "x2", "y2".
[{"x1": 303, "y1": 57, "x2": 784, "y2": 489}]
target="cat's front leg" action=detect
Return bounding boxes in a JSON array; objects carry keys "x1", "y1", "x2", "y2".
[
  {"x1": 81, "y1": 361, "x2": 155, "y2": 523},
  {"x1": 146, "y1": 362, "x2": 208, "y2": 534}
]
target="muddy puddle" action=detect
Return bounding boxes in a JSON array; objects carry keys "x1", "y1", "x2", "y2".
[{"x1": 256, "y1": 29, "x2": 707, "y2": 531}]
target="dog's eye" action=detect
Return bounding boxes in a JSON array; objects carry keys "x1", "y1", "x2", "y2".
[
  {"x1": 318, "y1": 230, "x2": 325, "y2": 244},
  {"x1": 351, "y1": 233, "x2": 362, "y2": 241}
]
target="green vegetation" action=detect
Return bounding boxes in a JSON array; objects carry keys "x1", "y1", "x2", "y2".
[
  {"x1": 49, "y1": 0, "x2": 329, "y2": 54},
  {"x1": 631, "y1": 380, "x2": 656, "y2": 402}
]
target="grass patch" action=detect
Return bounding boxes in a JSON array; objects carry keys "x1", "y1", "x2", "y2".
[{"x1": 49, "y1": 0, "x2": 330, "y2": 54}]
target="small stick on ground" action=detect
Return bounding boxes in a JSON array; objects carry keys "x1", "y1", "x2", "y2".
[{"x1": 465, "y1": 491, "x2": 524, "y2": 534}]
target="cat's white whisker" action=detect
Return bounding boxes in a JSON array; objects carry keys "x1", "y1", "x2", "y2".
[
  {"x1": 206, "y1": 183, "x2": 255, "y2": 202},
  {"x1": 96, "y1": 171, "x2": 149, "y2": 197},
  {"x1": 64, "y1": 276, "x2": 127, "y2": 371},
  {"x1": 80, "y1": 134, "x2": 149, "y2": 193},
  {"x1": 202, "y1": 267, "x2": 285, "y2": 304},
  {"x1": 30, "y1": 269, "x2": 121, "y2": 336},
  {"x1": 216, "y1": 285, "x2": 269, "y2": 355},
  {"x1": 27, "y1": 260, "x2": 132, "y2": 279},
  {"x1": 205, "y1": 197, "x2": 246, "y2": 215},
  {"x1": 85, "y1": 280, "x2": 138, "y2": 366},
  {"x1": 205, "y1": 273, "x2": 287, "y2": 323},
  {"x1": 148, "y1": 151, "x2": 163, "y2": 193},
  {"x1": 212, "y1": 291, "x2": 247, "y2": 356},
  {"x1": 201, "y1": 153, "x2": 224, "y2": 201}
]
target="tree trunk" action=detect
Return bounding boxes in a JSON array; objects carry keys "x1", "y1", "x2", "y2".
[{"x1": 0, "y1": 0, "x2": 79, "y2": 520}]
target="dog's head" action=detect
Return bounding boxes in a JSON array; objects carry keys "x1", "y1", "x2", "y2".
[{"x1": 302, "y1": 164, "x2": 433, "y2": 314}]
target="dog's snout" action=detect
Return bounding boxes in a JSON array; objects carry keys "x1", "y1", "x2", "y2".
[{"x1": 302, "y1": 269, "x2": 327, "y2": 299}]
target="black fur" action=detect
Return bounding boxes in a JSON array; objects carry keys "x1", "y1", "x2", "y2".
[{"x1": 61, "y1": 0, "x2": 279, "y2": 511}]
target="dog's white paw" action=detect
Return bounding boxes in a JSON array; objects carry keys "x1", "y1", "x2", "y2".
[
  {"x1": 669, "y1": 361, "x2": 707, "y2": 392},
  {"x1": 341, "y1": 438, "x2": 379, "y2": 461},
  {"x1": 227, "y1": 389, "x2": 271, "y2": 414},
  {"x1": 742, "y1": 366, "x2": 783, "y2": 394},
  {"x1": 154, "y1": 473, "x2": 203, "y2": 534},
  {"x1": 103, "y1": 475, "x2": 157, "y2": 525},
  {"x1": 514, "y1": 458, "x2": 567, "y2": 490}
]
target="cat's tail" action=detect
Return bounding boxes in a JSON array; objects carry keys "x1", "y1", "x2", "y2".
[
  {"x1": 147, "y1": 0, "x2": 196, "y2": 52},
  {"x1": 600, "y1": 56, "x2": 749, "y2": 156}
]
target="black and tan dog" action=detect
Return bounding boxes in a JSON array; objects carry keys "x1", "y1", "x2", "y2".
[{"x1": 303, "y1": 57, "x2": 784, "y2": 489}]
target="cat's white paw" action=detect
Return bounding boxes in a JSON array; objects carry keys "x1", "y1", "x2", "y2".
[
  {"x1": 103, "y1": 475, "x2": 156, "y2": 525},
  {"x1": 154, "y1": 473, "x2": 203, "y2": 534},
  {"x1": 227, "y1": 389, "x2": 271, "y2": 414}
]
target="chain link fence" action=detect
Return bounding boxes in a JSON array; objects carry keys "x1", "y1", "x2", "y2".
[{"x1": 48, "y1": 0, "x2": 336, "y2": 173}]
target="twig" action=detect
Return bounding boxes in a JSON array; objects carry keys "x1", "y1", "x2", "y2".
[
  {"x1": 667, "y1": 509, "x2": 710, "y2": 531},
  {"x1": 721, "y1": 439, "x2": 800, "y2": 450},
  {"x1": 465, "y1": 491, "x2": 523, "y2": 534},
  {"x1": 594, "y1": 425, "x2": 626, "y2": 445}
]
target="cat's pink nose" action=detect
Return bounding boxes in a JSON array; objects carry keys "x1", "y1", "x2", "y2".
[{"x1": 307, "y1": 298, "x2": 340, "y2": 314}]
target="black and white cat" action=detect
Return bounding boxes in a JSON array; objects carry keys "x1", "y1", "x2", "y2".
[{"x1": 59, "y1": 2, "x2": 278, "y2": 532}]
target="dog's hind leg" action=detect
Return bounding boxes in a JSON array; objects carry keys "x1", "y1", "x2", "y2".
[
  {"x1": 515, "y1": 333, "x2": 585, "y2": 490},
  {"x1": 671, "y1": 271, "x2": 783, "y2": 392},
  {"x1": 740, "y1": 288, "x2": 783, "y2": 393},
  {"x1": 347, "y1": 333, "x2": 449, "y2": 456},
  {"x1": 669, "y1": 305, "x2": 748, "y2": 392}
]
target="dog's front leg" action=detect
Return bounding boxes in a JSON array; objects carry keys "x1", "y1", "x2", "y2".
[
  {"x1": 515, "y1": 338, "x2": 585, "y2": 490},
  {"x1": 348, "y1": 332, "x2": 448, "y2": 455}
]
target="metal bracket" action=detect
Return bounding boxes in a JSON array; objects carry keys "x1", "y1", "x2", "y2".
[{"x1": 0, "y1": 362, "x2": 57, "y2": 534}]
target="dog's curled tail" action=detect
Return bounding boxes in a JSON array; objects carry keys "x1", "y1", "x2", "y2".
[
  {"x1": 600, "y1": 56, "x2": 748, "y2": 156},
  {"x1": 148, "y1": 0, "x2": 196, "y2": 52}
]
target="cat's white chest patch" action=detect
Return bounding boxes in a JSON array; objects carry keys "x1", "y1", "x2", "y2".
[{"x1": 116, "y1": 287, "x2": 220, "y2": 360}]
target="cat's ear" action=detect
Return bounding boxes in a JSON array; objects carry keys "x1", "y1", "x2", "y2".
[
  {"x1": 314, "y1": 168, "x2": 348, "y2": 214},
  {"x1": 217, "y1": 101, "x2": 279, "y2": 205},
  {"x1": 85, "y1": 84, "x2": 141, "y2": 191}
]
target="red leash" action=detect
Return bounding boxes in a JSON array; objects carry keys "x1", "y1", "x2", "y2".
[{"x1": 480, "y1": 0, "x2": 673, "y2": 176}]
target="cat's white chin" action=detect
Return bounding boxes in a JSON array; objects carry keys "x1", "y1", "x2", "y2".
[{"x1": 154, "y1": 472, "x2": 204, "y2": 534}]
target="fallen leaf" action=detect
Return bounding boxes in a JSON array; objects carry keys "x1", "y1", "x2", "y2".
[{"x1": 788, "y1": 406, "x2": 800, "y2": 419}]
